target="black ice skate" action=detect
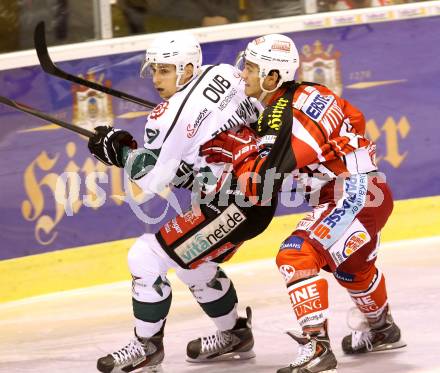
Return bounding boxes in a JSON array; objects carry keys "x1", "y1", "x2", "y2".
[
  {"x1": 97, "y1": 329, "x2": 164, "y2": 373},
  {"x1": 186, "y1": 306, "x2": 255, "y2": 362},
  {"x1": 342, "y1": 308, "x2": 406, "y2": 354},
  {"x1": 277, "y1": 326, "x2": 337, "y2": 373}
]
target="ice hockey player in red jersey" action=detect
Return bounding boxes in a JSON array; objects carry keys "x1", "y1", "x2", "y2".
[{"x1": 201, "y1": 33, "x2": 406, "y2": 373}]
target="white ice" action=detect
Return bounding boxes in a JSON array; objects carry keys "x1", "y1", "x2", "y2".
[{"x1": 1, "y1": 236, "x2": 439, "y2": 373}]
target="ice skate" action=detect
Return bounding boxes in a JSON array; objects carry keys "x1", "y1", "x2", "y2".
[
  {"x1": 186, "y1": 306, "x2": 255, "y2": 362},
  {"x1": 342, "y1": 307, "x2": 406, "y2": 354},
  {"x1": 97, "y1": 329, "x2": 164, "y2": 373},
  {"x1": 277, "y1": 326, "x2": 337, "y2": 373}
]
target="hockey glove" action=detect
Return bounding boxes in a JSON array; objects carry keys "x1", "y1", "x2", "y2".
[
  {"x1": 200, "y1": 127, "x2": 258, "y2": 170},
  {"x1": 88, "y1": 125, "x2": 137, "y2": 167}
]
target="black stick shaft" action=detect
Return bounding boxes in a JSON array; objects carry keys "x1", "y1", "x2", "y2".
[
  {"x1": 0, "y1": 95, "x2": 95, "y2": 138},
  {"x1": 34, "y1": 21, "x2": 157, "y2": 109}
]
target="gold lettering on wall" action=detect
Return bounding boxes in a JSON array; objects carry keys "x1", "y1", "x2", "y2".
[
  {"x1": 365, "y1": 116, "x2": 410, "y2": 168},
  {"x1": 382, "y1": 117, "x2": 410, "y2": 168},
  {"x1": 21, "y1": 141, "x2": 139, "y2": 245},
  {"x1": 22, "y1": 151, "x2": 61, "y2": 245},
  {"x1": 22, "y1": 151, "x2": 59, "y2": 222}
]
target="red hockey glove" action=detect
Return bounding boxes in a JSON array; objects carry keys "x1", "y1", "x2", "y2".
[{"x1": 200, "y1": 127, "x2": 258, "y2": 170}]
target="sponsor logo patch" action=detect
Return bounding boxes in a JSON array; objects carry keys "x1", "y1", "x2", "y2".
[
  {"x1": 327, "y1": 219, "x2": 371, "y2": 267},
  {"x1": 187, "y1": 108, "x2": 211, "y2": 138},
  {"x1": 160, "y1": 210, "x2": 206, "y2": 246},
  {"x1": 280, "y1": 236, "x2": 304, "y2": 251},
  {"x1": 203, "y1": 75, "x2": 231, "y2": 104},
  {"x1": 303, "y1": 92, "x2": 334, "y2": 122},
  {"x1": 333, "y1": 270, "x2": 355, "y2": 282},
  {"x1": 351, "y1": 294, "x2": 379, "y2": 313},
  {"x1": 312, "y1": 175, "x2": 367, "y2": 244},
  {"x1": 288, "y1": 281, "x2": 326, "y2": 325},
  {"x1": 174, "y1": 204, "x2": 246, "y2": 264},
  {"x1": 313, "y1": 223, "x2": 332, "y2": 240},
  {"x1": 343, "y1": 230, "x2": 369, "y2": 258},
  {"x1": 257, "y1": 97, "x2": 289, "y2": 132},
  {"x1": 271, "y1": 40, "x2": 291, "y2": 52}
]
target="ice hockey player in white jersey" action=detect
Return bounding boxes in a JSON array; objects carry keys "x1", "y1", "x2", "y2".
[{"x1": 87, "y1": 32, "x2": 278, "y2": 372}]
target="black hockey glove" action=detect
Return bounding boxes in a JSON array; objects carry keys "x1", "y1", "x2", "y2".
[{"x1": 88, "y1": 125, "x2": 137, "y2": 167}]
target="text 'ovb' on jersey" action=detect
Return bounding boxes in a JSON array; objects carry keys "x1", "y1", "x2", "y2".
[{"x1": 203, "y1": 75, "x2": 232, "y2": 103}]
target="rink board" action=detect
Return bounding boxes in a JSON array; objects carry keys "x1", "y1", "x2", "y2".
[
  {"x1": 1, "y1": 195, "x2": 439, "y2": 303},
  {"x1": 0, "y1": 4, "x2": 440, "y2": 302}
]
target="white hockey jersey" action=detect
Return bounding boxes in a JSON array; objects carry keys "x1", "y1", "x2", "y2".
[{"x1": 133, "y1": 64, "x2": 262, "y2": 195}]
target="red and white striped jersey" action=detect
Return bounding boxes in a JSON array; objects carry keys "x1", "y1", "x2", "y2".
[
  {"x1": 237, "y1": 82, "x2": 377, "y2": 199},
  {"x1": 289, "y1": 83, "x2": 377, "y2": 192}
]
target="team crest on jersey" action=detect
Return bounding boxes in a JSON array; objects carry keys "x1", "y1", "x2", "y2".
[
  {"x1": 298, "y1": 41, "x2": 343, "y2": 96},
  {"x1": 149, "y1": 101, "x2": 169, "y2": 120},
  {"x1": 72, "y1": 72, "x2": 114, "y2": 132}
]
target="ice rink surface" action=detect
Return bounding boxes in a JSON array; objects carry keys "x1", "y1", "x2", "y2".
[{"x1": 1, "y1": 236, "x2": 439, "y2": 373}]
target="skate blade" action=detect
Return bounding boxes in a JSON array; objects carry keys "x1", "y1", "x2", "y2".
[
  {"x1": 186, "y1": 349, "x2": 256, "y2": 363},
  {"x1": 372, "y1": 339, "x2": 407, "y2": 352},
  {"x1": 132, "y1": 364, "x2": 163, "y2": 373}
]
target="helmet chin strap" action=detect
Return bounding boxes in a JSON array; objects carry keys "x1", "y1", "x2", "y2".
[
  {"x1": 258, "y1": 78, "x2": 283, "y2": 103},
  {"x1": 258, "y1": 90, "x2": 268, "y2": 102},
  {"x1": 175, "y1": 72, "x2": 185, "y2": 89},
  {"x1": 175, "y1": 66, "x2": 200, "y2": 89}
]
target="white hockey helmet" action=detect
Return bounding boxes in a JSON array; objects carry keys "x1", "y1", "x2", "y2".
[
  {"x1": 237, "y1": 34, "x2": 299, "y2": 94},
  {"x1": 140, "y1": 32, "x2": 202, "y2": 88}
]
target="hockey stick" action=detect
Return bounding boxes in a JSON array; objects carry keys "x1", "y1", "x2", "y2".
[
  {"x1": 0, "y1": 95, "x2": 95, "y2": 138},
  {"x1": 34, "y1": 22, "x2": 157, "y2": 109}
]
